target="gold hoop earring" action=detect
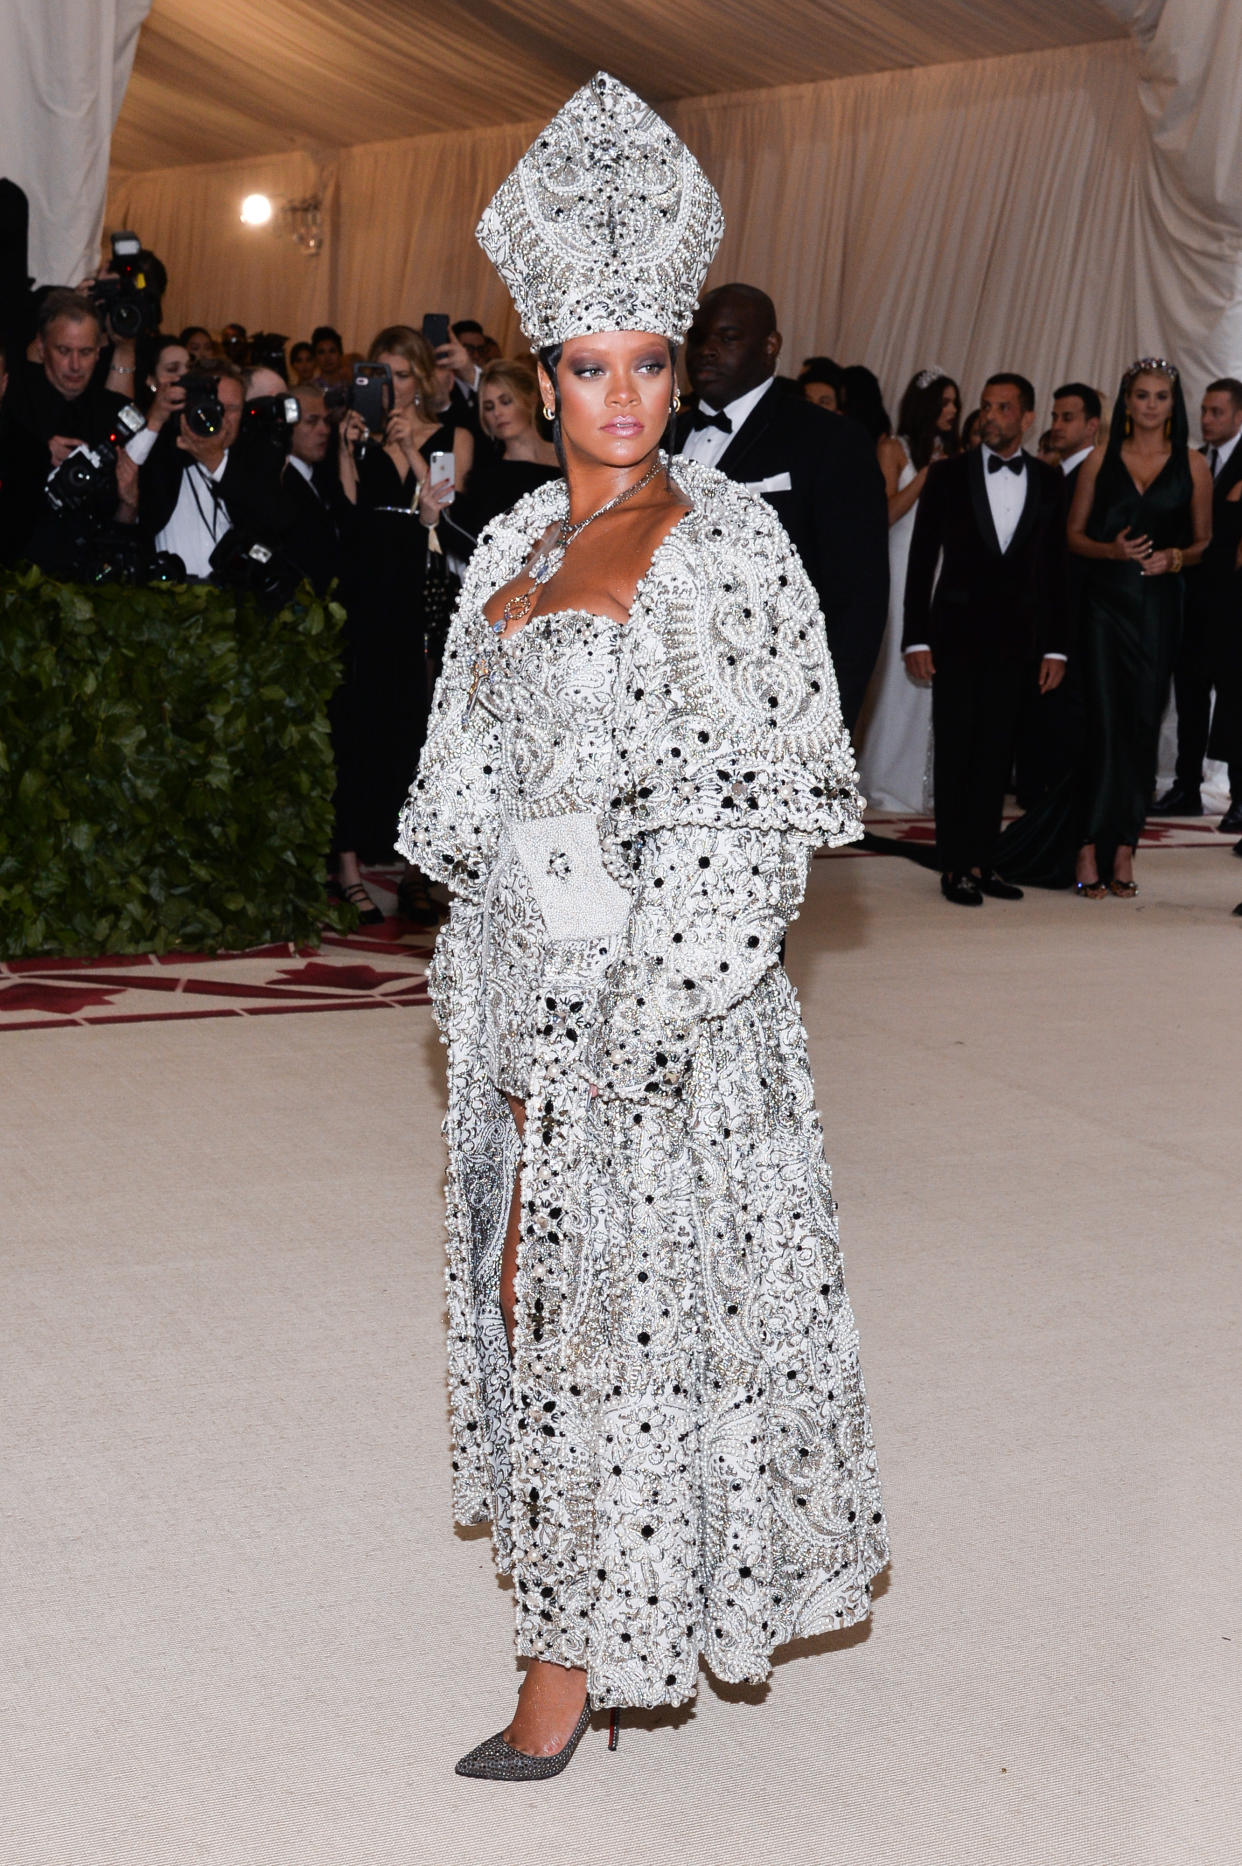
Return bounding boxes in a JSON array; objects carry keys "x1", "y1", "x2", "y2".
[
  {"x1": 543, "y1": 404, "x2": 555, "y2": 420},
  {"x1": 671, "y1": 392, "x2": 682, "y2": 414}
]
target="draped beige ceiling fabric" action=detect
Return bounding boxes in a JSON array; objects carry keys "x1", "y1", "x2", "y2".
[
  {"x1": 2, "y1": 0, "x2": 150, "y2": 286},
  {"x1": 109, "y1": 0, "x2": 1125, "y2": 173},
  {"x1": 108, "y1": 39, "x2": 1202, "y2": 427},
  {"x1": 103, "y1": 4, "x2": 1242, "y2": 428}
]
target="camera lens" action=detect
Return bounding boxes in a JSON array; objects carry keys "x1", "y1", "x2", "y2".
[{"x1": 109, "y1": 298, "x2": 144, "y2": 340}]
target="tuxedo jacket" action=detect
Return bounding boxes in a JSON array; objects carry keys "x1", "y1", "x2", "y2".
[
  {"x1": 282, "y1": 463, "x2": 342, "y2": 596},
  {"x1": 675, "y1": 389, "x2": 889, "y2": 726},
  {"x1": 903, "y1": 448, "x2": 1069, "y2": 667},
  {"x1": 1185, "y1": 441, "x2": 1242, "y2": 615},
  {"x1": 1062, "y1": 458, "x2": 1089, "y2": 648}
]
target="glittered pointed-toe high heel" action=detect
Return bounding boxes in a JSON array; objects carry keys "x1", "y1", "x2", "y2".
[{"x1": 455, "y1": 1700, "x2": 617, "y2": 1781}]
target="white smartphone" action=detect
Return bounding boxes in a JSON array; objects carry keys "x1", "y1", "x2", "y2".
[{"x1": 428, "y1": 449, "x2": 455, "y2": 506}]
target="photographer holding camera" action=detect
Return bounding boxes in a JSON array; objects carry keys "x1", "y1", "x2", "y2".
[
  {"x1": 0, "y1": 288, "x2": 140, "y2": 571},
  {"x1": 77, "y1": 233, "x2": 168, "y2": 408},
  {"x1": 127, "y1": 359, "x2": 292, "y2": 586}
]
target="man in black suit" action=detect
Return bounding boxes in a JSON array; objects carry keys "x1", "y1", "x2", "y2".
[
  {"x1": 904, "y1": 373, "x2": 1069, "y2": 906},
  {"x1": 0, "y1": 289, "x2": 134, "y2": 570},
  {"x1": 1012, "y1": 381, "x2": 1101, "y2": 804},
  {"x1": 1150, "y1": 376, "x2": 1242, "y2": 830},
  {"x1": 675, "y1": 283, "x2": 888, "y2": 729},
  {"x1": 281, "y1": 385, "x2": 341, "y2": 595}
]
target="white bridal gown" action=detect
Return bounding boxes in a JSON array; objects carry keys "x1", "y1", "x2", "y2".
[{"x1": 857, "y1": 438, "x2": 934, "y2": 814}]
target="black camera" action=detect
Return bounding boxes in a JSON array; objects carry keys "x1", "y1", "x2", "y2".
[
  {"x1": 209, "y1": 529, "x2": 302, "y2": 609},
  {"x1": 90, "y1": 230, "x2": 164, "y2": 340},
  {"x1": 70, "y1": 529, "x2": 186, "y2": 586},
  {"x1": 243, "y1": 392, "x2": 300, "y2": 433},
  {"x1": 181, "y1": 372, "x2": 226, "y2": 438},
  {"x1": 324, "y1": 361, "x2": 393, "y2": 439},
  {"x1": 44, "y1": 404, "x2": 145, "y2": 517}
]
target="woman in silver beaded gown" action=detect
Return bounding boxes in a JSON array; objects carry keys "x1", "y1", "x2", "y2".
[{"x1": 399, "y1": 74, "x2": 889, "y2": 1778}]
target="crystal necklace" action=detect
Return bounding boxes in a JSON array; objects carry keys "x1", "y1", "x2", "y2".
[{"x1": 463, "y1": 452, "x2": 666, "y2": 725}]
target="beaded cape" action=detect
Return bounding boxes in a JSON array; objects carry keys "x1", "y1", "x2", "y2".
[
  {"x1": 398, "y1": 461, "x2": 889, "y2": 1708},
  {"x1": 476, "y1": 71, "x2": 724, "y2": 347}
]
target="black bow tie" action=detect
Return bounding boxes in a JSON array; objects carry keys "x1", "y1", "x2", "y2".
[
  {"x1": 689, "y1": 406, "x2": 733, "y2": 435},
  {"x1": 987, "y1": 452, "x2": 1025, "y2": 475}
]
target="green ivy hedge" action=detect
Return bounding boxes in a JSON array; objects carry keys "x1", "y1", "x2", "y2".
[{"x1": 0, "y1": 567, "x2": 352, "y2": 957}]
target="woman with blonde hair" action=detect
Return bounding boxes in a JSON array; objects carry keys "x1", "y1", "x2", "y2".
[
  {"x1": 449, "y1": 357, "x2": 561, "y2": 541},
  {"x1": 330, "y1": 324, "x2": 470, "y2": 924}
]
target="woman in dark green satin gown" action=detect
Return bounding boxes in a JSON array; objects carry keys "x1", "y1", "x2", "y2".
[
  {"x1": 1068, "y1": 363, "x2": 1212, "y2": 892},
  {"x1": 997, "y1": 361, "x2": 1211, "y2": 892}
]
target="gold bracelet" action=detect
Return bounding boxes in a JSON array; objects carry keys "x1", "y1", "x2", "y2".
[{"x1": 1171, "y1": 547, "x2": 1183, "y2": 573}]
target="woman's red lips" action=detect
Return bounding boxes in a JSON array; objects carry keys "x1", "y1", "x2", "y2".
[{"x1": 603, "y1": 418, "x2": 643, "y2": 433}]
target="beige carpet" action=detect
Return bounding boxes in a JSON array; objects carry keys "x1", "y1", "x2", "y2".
[{"x1": 3, "y1": 847, "x2": 1239, "y2": 1866}]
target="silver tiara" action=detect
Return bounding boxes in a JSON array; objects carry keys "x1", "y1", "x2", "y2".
[
  {"x1": 1124, "y1": 355, "x2": 1178, "y2": 382},
  {"x1": 915, "y1": 365, "x2": 950, "y2": 390},
  {"x1": 477, "y1": 72, "x2": 724, "y2": 349}
]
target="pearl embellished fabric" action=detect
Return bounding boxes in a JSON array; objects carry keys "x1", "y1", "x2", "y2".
[
  {"x1": 476, "y1": 71, "x2": 725, "y2": 348},
  {"x1": 398, "y1": 460, "x2": 889, "y2": 1708},
  {"x1": 476, "y1": 611, "x2": 628, "y2": 1099}
]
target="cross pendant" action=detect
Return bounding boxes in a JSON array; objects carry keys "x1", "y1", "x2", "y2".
[{"x1": 464, "y1": 656, "x2": 487, "y2": 720}]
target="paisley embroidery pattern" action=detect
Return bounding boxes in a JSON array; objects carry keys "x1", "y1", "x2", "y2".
[
  {"x1": 476, "y1": 72, "x2": 725, "y2": 348},
  {"x1": 400, "y1": 460, "x2": 888, "y2": 1709}
]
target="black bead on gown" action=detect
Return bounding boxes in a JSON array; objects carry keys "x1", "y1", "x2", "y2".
[{"x1": 999, "y1": 443, "x2": 1193, "y2": 886}]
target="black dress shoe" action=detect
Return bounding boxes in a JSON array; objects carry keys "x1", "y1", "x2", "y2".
[
  {"x1": 1217, "y1": 803, "x2": 1242, "y2": 834},
  {"x1": 941, "y1": 871, "x2": 984, "y2": 906},
  {"x1": 976, "y1": 869, "x2": 1024, "y2": 901},
  {"x1": 1148, "y1": 785, "x2": 1203, "y2": 817}
]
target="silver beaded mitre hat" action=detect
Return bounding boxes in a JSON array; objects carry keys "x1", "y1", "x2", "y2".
[{"x1": 477, "y1": 71, "x2": 724, "y2": 348}]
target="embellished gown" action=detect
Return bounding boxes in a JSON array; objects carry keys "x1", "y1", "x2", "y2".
[{"x1": 398, "y1": 459, "x2": 889, "y2": 1710}]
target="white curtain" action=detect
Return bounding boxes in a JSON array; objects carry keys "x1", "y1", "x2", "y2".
[
  {"x1": 1, "y1": 0, "x2": 150, "y2": 288},
  {"x1": 1103, "y1": 0, "x2": 1242, "y2": 388},
  {"x1": 107, "y1": 29, "x2": 1241, "y2": 420}
]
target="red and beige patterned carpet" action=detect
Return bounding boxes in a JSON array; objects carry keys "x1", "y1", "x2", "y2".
[
  {"x1": 0, "y1": 819, "x2": 1231, "y2": 1032},
  {"x1": 0, "y1": 868, "x2": 432, "y2": 1032}
]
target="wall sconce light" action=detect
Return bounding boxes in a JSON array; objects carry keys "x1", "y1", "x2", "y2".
[{"x1": 238, "y1": 192, "x2": 323, "y2": 256}]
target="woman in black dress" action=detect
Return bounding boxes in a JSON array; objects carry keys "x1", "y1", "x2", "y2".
[
  {"x1": 332, "y1": 324, "x2": 472, "y2": 922},
  {"x1": 1066, "y1": 360, "x2": 1211, "y2": 894},
  {"x1": 454, "y1": 358, "x2": 561, "y2": 542}
]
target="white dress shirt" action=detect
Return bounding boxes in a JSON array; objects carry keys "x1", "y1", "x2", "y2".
[
  {"x1": 1061, "y1": 445, "x2": 1093, "y2": 478},
  {"x1": 160, "y1": 459, "x2": 230, "y2": 578},
  {"x1": 126, "y1": 422, "x2": 231, "y2": 578},
  {"x1": 677, "y1": 375, "x2": 775, "y2": 468},
  {"x1": 1206, "y1": 428, "x2": 1241, "y2": 478},
  {"x1": 981, "y1": 443, "x2": 1028, "y2": 552}
]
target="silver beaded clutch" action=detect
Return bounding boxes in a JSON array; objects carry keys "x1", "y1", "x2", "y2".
[{"x1": 508, "y1": 813, "x2": 632, "y2": 941}]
